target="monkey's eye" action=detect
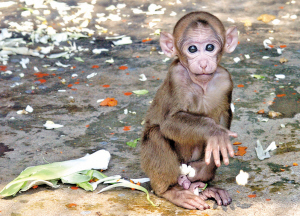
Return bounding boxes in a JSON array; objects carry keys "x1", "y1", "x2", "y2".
[
  {"x1": 188, "y1": 45, "x2": 198, "y2": 53},
  {"x1": 205, "y1": 44, "x2": 215, "y2": 52}
]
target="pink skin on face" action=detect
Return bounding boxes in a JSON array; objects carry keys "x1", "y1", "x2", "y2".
[{"x1": 179, "y1": 26, "x2": 223, "y2": 85}]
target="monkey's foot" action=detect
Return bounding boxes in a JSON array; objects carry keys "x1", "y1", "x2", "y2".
[
  {"x1": 178, "y1": 174, "x2": 191, "y2": 189},
  {"x1": 199, "y1": 187, "x2": 232, "y2": 206},
  {"x1": 161, "y1": 184, "x2": 210, "y2": 210}
]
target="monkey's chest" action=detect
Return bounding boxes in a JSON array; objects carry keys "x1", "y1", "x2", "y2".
[{"x1": 187, "y1": 92, "x2": 229, "y2": 120}]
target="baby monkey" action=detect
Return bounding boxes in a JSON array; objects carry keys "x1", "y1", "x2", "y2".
[{"x1": 141, "y1": 11, "x2": 238, "y2": 210}]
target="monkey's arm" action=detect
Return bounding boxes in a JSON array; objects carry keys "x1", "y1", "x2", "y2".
[
  {"x1": 160, "y1": 111, "x2": 236, "y2": 167},
  {"x1": 160, "y1": 111, "x2": 223, "y2": 144}
]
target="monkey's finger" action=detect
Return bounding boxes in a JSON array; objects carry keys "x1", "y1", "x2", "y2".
[
  {"x1": 220, "y1": 144, "x2": 229, "y2": 165},
  {"x1": 226, "y1": 139, "x2": 235, "y2": 158},
  {"x1": 205, "y1": 144, "x2": 213, "y2": 165},
  {"x1": 182, "y1": 202, "x2": 197, "y2": 210},
  {"x1": 212, "y1": 148, "x2": 221, "y2": 167},
  {"x1": 193, "y1": 197, "x2": 210, "y2": 210},
  {"x1": 227, "y1": 130, "x2": 238, "y2": 138},
  {"x1": 204, "y1": 189, "x2": 222, "y2": 205},
  {"x1": 217, "y1": 189, "x2": 230, "y2": 206}
]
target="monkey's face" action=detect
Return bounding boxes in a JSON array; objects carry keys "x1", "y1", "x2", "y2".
[{"x1": 178, "y1": 26, "x2": 223, "y2": 82}]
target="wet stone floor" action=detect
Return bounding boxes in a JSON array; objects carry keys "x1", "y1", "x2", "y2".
[{"x1": 0, "y1": 0, "x2": 300, "y2": 215}]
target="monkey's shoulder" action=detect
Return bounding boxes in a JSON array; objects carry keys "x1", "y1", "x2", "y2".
[{"x1": 208, "y1": 66, "x2": 233, "y2": 92}]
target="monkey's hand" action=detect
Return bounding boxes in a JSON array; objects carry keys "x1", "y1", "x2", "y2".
[
  {"x1": 205, "y1": 129, "x2": 238, "y2": 167},
  {"x1": 199, "y1": 187, "x2": 232, "y2": 206},
  {"x1": 162, "y1": 183, "x2": 211, "y2": 210}
]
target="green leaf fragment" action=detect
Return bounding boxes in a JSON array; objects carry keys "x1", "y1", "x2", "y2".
[
  {"x1": 251, "y1": 75, "x2": 265, "y2": 79},
  {"x1": 132, "y1": 89, "x2": 148, "y2": 95},
  {"x1": 77, "y1": 182, "x2": 94, "y2": 191},
  {"x1": 126, "y1": 138, "x2": 140, "y2": 148},
  {"x1": 74, "y1": 57, "x2": 84, "y2": 62},
  {"x1": 99, "y1": 182, "x2": 156, "y2": 207}
]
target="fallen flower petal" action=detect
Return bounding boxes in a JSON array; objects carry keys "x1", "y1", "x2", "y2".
[
  {"x1": 119, "y1": 66, "x2": 128, "y2": 70},
  {"x1": 233, "y1": 142, "x2": 242, "y2": 145},
  {"x1": 124, "y1": 92, "x2": 132, "y2": 96},
  {"x1": 66, "y1": 203, "x2": 77, "y2": 208},
  {"x1": 100, "y1": 98, "x2": 117, "y2": 107},
  {"x1": 123, "y1": 126, "x2": 131, "y2": 131},
  {"x1": 71, "y1": 186, "x2": 78, "y2": 190},
  {"x1": 248, "y1": 194, "x2": 257, "y2": 198},
  {"x1": 43, "y1": 121, "x2": 64, "y2": 129},
  {"x1": 236, "y1": 170, "x2": 249, "y2": 186},
  {"x1": 237, "y1": 84, "x2": 244, "y2": 88},
  {"x1": 142, "y1": 38, "x2": 152, "y2": 43},
  {"x1": 235, "y1": 146, "x2": 247, "y2": 156},
  {"x1": 293, "y1": 163, "x2": 298, "y2": 166}
]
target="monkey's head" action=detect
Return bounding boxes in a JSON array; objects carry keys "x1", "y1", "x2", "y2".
[{"x1": 160, "y1": 12, "x2": 238, "y2": 83}]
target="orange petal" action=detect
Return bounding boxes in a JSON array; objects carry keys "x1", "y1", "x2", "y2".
[
  {"x1": 279, "y1": 45, "x2": 287, "y2": 48},
  {"x1": 142, "y1": 38, "x2": 152, "y2": 43},
  {"x1": 257, "y1": 109, "x2": 265, "y2": 114},
  {"x1": 92, "y1": 65, "x2": 99, "y2": 68},
  {"x1": 71, "y1": 186, "x2": 78, "y2": 190},
  {"x1": 293, "y1": 163, "x2": 298, "y2": 166},
  {"x1": 248, "y1": 194, "x2": 256, "y2": 198},
  {"x1": 266, "y1": 199, "x2": 271, "y2": 201},
  {"x1": 68, "y1": 84, "x2": 73, "y2": 88},
  {"x1": 237, "y1": 84, "x2": 244, "y2": 88},
  {"x1": 103, "y1": 85, "x2": 110, "y2": 88},
  {"x1": 119, "y1": 66, "x2": 128, "y2": 70},
  {"x1": 38, "y1": 79, "x2": 47, "y2": 83},
  {"x1": 124, "y1": 92, "x2": 132, "y2": 96},
  {"x1": 123, "y1": 126, "x2": 131, "y2": 131},
  {"x1": 67, "y1": 203, "x2": 77, "y2": 208},
  {"x1": 233, "y1": 142, "x2": 242, "y2": 145},
  {"x1": 276, "y1": 94, "x2": 286, "y2": 97},
  {"x1": 107, "y1": 99, "x2": 118, "y2": 107},
  {"x1": 32, "y1": 185, "x2": 38, "y2": 189}
]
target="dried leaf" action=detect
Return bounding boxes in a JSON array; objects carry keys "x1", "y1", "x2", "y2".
[
  {"x1": 268, "y1": 111, "x2": 282, "y2": 118},
  {"x1": 280, "y1": 58, "x2": 288, "y2": 63},
  {"x1": 257, "y1": 14, "x2": 276, "y2": 23},
  {"x1": 257, "y1": 109, "x2": 265, "y2": 114}
]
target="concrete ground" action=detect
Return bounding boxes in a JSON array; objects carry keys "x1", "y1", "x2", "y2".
[{"x1": 0, "y1": 0, "x2": 300, "y2": 215}]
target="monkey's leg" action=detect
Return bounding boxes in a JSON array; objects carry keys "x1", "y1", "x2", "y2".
[
  {"x1": 141, "y1": 126, "x2": 180, "y2": 195},
  {"x1": 141, "y1": 126, "x2": 210, "y2": 210}
]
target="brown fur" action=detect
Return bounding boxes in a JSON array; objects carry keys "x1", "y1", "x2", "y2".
[{"x1": 140, "y1": 11, "x2": 238, "y2": 209}]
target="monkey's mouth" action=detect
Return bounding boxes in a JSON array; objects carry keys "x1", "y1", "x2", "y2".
[{"x1": 195, "y1": 73, "x2": 213, "y2": 77}]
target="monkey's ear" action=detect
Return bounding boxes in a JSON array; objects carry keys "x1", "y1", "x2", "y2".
[
  {"x1": 224, "y1": 26, "x2": 238, "y2": 53},
  {"x1": 160, "y1": 32, "x2": 177, "y2": 58}
]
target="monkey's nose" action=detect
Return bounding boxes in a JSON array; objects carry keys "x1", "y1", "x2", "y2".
[{"x1": 200, "y1": 62, "x2": 207, "y2": 69}]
